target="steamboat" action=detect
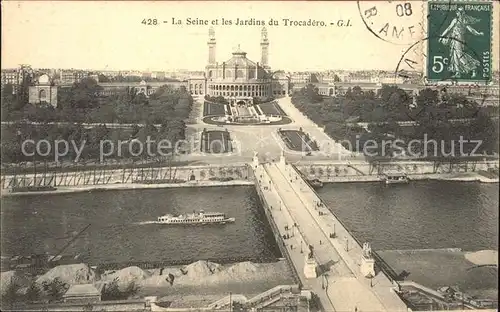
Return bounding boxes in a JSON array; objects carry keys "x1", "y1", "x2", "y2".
[
  {"x1": 381, "y1": 173, "x2": 409, "y2": 185},
  {"x1": 155, "y1": 210, "x2": 235, "y2": 225}
]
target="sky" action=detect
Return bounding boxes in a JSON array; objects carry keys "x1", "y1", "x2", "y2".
[{"x1": 2, "y1": 1, "x2": 499, "y2": 72}]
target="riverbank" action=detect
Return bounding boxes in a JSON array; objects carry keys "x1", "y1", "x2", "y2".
[
  {"x1": 0, "y1": 179, "x2": 254, "y2": 197},
  {"x1": 412, "y1": 172, "x2": 499, "y2": 183},
  {"x1": 1, "y1": 260, "x2": 294, "y2": 307},
  {"x1": 378, "y1": 249, "x2": 498, "y2": 301},
  {"x1": 320, "y1": 171, "x2": 499, "y2": 184},
  {"x1": 3, "y1": 171, "x2": 498, "y2": 197}
]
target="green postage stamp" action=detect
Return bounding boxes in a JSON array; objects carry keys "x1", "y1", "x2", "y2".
[{"x1": 427, "y1": 1, "x2": 493, "y2": 83}]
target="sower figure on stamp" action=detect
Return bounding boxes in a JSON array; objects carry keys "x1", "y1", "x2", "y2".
[{"x1": 438, "y1": 6, "x2": 484, "y2": 78}]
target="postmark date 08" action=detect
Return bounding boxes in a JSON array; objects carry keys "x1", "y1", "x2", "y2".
[{"x1": 395, "y1": 3, "x2": 413, "y2": 17}]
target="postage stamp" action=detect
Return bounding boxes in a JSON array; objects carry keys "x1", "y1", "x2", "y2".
[{"x1": 426, "y1": 1, "x2": 493, "y2": 83}]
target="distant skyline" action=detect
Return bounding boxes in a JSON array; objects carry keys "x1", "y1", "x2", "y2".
[{"x1": 2, "y1": 1, "x2": 499, "y2": 72}]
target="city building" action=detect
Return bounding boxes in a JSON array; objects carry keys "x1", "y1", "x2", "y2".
[
  {"x1": 1, "y1": 69, "x2": 21, "y2": 93},
  {"x1": 28, "y1": 74, "x2": 58, "y2": 107},
  {"x1": 289, "y1": 72, "x2": 312, "y2": 84},
  {"x1": 152, "y1": 71, "x2": 166, "y2": 80},
  {"x1": 192, "y1": 27, "x2": 290, "y2": 104},
  {"x1": 1, "y1": 65, "x2": 34, "y2": 94},
  {"x1": 93, "y1": 80, "x2": 187, "y2": 98},
  {"x1": 58, "y1": 69, "x2": 89, "y2": 85}
]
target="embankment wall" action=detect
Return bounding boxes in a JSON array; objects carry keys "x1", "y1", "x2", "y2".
[
  {"x1": 296, "y1": 160, "x2": 499, "y2": 182},
  {"x1": 253, "y1": 173, "x2": 302, "y2": 288},
  {"x1": 1, "y1": 164, "x2": 253, "y2": 189}
]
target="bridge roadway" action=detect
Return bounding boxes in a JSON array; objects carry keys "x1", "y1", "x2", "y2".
[
  {"x1": 257, "y1": 160, "x2": 408, "y2": 312},
  {"x1": 255, "y1": 163, "x2": 337, "y2": 311}
]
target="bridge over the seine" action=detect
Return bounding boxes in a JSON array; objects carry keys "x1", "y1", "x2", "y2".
[{"x1": 253, "y1": 152, "x2": 408, "y2": 312}]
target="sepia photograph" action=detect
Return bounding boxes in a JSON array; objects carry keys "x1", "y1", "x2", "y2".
[{"x1": 1, "y1": 1, "x2": 498, "y2": 311}]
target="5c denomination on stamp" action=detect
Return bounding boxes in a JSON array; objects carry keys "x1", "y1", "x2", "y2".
[
  {"x1": 427, "y1": 1, "x2": 493, "y2": 83},
  {"x1": 358, "y1": 0, "x2": 424, "y2": 45}
]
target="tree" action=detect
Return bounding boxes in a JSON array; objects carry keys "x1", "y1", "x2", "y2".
[
  {"x1": 318, "y1": 167, "x2": 324, "y2": 176},
  {"x1": 42, "y1": 278, "x2": 69, "y2": 302},
  {"x1": 101, "y1": 278, "x2": 140, "y2": 301},
  {"x1": 232, "y1": 301, "x2": 246, "y2": 312},
  {"x1": 326, "y1": 166, "x2": 332, "y2": 177},
  {"x1": 25, "y1": 282, "x2": 42, "y2": 303},
  {"x1": 218, "y1": 167, "x2": 227, "y2": 177},
  {"x1": 68, "y1": 78, "x2": 103, "y2": 109},
  {"x1": 101, "y1": 278, "x2": 121, "y2": 301},
  {"x1": 301, "y1": 84, "x2": 322, "y2": 103},
  {"x1": 97, "y1": 74, "x2": 110, "y2": 83},
  {"x1": 309, "y1": 166, "x2": 316, "y2": 175},
  {"x1": 123, "y1": 281, "x2": 140, "y2": 298},
  {"x1": 234, "y1": 168, "x2": 242, "y2": 178},
  {"x1": 1, "y1": 84, "x2": 16, "y2": 118},
  {"x1": 1, "y1": 280, "x2": 21, "y2": 308}
]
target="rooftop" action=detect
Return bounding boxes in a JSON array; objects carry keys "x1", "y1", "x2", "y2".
[{"x1": 224, "y1": 45, "x2": 257, "y2": 68}]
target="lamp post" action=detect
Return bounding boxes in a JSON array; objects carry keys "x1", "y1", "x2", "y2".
[
  {"x1": 322, "y1": 273, "x2": 329, "y2": 291},
  {"x1": 367, "y1": 272, "x2": 375, "y2": 288}
]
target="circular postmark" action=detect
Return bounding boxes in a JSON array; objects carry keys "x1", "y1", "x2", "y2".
[
  {"x1": 394, "y1": 36, "x2": 491, "y2": 122},
  {"x1": 357, "y1": 0, "x2": 427, "y2": 45}
]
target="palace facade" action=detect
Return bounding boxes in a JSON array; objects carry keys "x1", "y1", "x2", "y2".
[{"x1": 188, "y1": 27, "x2": 290, "y2": 104}]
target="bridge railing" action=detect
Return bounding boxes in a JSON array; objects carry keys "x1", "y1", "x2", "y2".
[
  {"x1": 253, "y1": 166, "x2": 303, "y2": 288},
  {"x1": 291, "y1": 163, "x2": 407, "y2": 287},
  {"x1": 290, "y1": 163, "x2": 365, "y2": 253}
]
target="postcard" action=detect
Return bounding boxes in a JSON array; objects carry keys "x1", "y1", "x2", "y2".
[{"x1": 1, "y1": 1, "x2": 498, "y2": 311}]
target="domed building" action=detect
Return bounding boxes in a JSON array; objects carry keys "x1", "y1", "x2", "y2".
[
  {"x1": 28, "y1": 74, "x2": 58, "y2": 107},
  {"x1": 188, "y1": 27, "x2": 290, "y2": 105}
]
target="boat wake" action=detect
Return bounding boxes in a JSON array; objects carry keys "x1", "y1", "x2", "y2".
[{"x1": 133, "y1": 221, "x2": 159, "y2": 225}]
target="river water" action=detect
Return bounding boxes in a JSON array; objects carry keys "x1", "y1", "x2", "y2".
[
  {"x1": 317, "y1": 181, "x2": 499, "y2": 251},
  {"x1": 1, "y1": 186, "x2": 281, "y2": 265},
  {"x1": 1, "y1": 181, "x2": 498, "y2": 265}
]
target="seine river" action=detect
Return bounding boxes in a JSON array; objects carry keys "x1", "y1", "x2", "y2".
[
  {"x1": 1, "y1": 181, "x2": 498, "y2": 264},
  {"x1": 1, "y1": 186, "x2": 280, "y2": 264},
  {"x1": 318, "y1": 181, "x2": 499, "y2": 251}
]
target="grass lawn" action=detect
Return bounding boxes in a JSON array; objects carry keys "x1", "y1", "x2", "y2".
[
  {"x1": 279, "y1": 130, "x2": 319, "y2": 152},
  {"x1": 203, "y1": 102, "x2": 226, "y2": 117},
  {"x1": 201, "y1": 131, "x2": 231, "y2": 154},
  {"x1": 258, "y1": 102, "x2": 287, "y2": 116}
]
